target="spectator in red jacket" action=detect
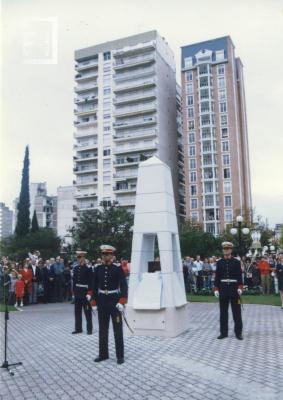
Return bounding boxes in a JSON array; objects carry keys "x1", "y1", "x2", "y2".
[{"x1": 258, "y1": 257, "x2": 271, "y2": 294}]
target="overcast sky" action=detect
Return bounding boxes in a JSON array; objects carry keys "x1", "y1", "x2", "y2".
[{"x1": 1, "y1": 0, "x2": 282, "y2": 227}]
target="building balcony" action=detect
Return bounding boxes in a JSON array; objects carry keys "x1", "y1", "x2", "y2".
[
  {"x1": 113, "y1": 54, "x2": 155, "y2": 70},
  {"x1": 74, "y1": 142, "x2": 98, "y2": 151},
  {"x1": 74, "y1": 95, "x2": 98, "y2": 104},
  {"x1": 74, "y1": 118, "x2": 98, "y2": 128},
  {"x1": 74, "y1": 166, "x2": 98, "y2": 174},
  {"x1": 114, "y1": 67, "x2": 155, "y2": 82},
  {"x1": 75, "y1": 59, "x2": 98, "y2": 71},
  {"x1": 75, "y1": 154, "x2": 98, "y2": 162},
  {"x1": 113, "y1": 186, "x2": 136, "y2": 194},
  {"x1": 75, "y1": 71, "x2": 98, "y2": 81},
  {"x1": 113, "y1": 116, "x2": 156, "y2": 130},
  {"x1": 113, "y1": 42, "x2": 155, "y2": 58},
  {"x1": 113, "y1": 90, "x2": 156, "y2": 106},
  {"x1": 114, "y1": 103, "x2": 157, "y2": 118},
  {"x1": 73, "y1": 130, "x2": 98, "y2": 139},
  {"x1": 74, "y1": 108, "x2": 98, "y2": 117},
  {"x1": 114, "y1": 78, "x2": 156, "y2": 93},
  {"x1": 113, "y1": 172, "x2": 138, "y2": 181},
  {"x1": 114, "y1": 141, "x2": 158, "y2": 155},
  {"x1": 115, "y1": 197, "x2": 136, "y2": 207},
  {"x1": 75, "y1": 192, "x2": 97, "y2": 199},
  {"x1": 74, "y1": 83, "x2": 98, "y2": 93},
  {"x1": 76, "y1": 178, "x2": 98, "y2": 187},
  {"x1": 77, "y1": 203, "x2": 98, "y2": 211},
  {"x1": 113, "y1": 129, "x2": 157, "y2": 142}
]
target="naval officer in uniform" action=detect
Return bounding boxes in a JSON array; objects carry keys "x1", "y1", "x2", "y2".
[
  {"x1": 92, "y1": 245, "x2": 127, "y2": 364},
  {"x1": 72, "y1": 250, "x2": 93, "y2": 335},
  {"x1": 214, "y1": 242, "x2": 244, "y2": 340}
]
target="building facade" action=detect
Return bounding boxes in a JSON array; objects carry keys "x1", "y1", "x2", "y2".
[
  {"x1": 57, "y1": 185, "x2": 76, "y2": 241},
  {"x1": 0, "y1": 202, "x2": 13, "y2": 240},
  {"x1": 74, "y1": 31, "x2": 181, "y2": 216},
  {"x1": 181, "y1": 36, "x2": 252, "y2": 234}
]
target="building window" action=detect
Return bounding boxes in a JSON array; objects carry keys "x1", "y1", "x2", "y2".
[
  {"x1": 199, "y1": 76, "x2": 209, "y2": 88},
  {"x1": 191, "y1": 198, "x2": 198, "y2": 209},
  {"x1": 218, "y1": 77, "x2": 225, "y2": 88},
  {"x1": 188, "y1": 120, "x2": 195, "y2": 130},
  {"x1": 224, "y1": 195, "x2": 232, "y2": 207},
  {"x1": 201, "y1": 102, "x2": 210, "y2": 113},
  {"x1": 221, "y1": 114, "x2": 228, "y2": 126},
  {"x1": 202, "y1": 127, "x2": 211, "y2": 139},
  {"x1": 190, "y1": 185, "x2": 197, "y2": 196},
  {"x1": 200, "y1": 88, "x2": 209, "y2": 100},
  {"x1": 103, "y1": 52, "x2": 111, "y2": 61},
  {"x1": 189, "y1": 158, "x2": 196, "y2": 169},
  {"x1": 205, "y1": 195, "x2": 214, "y2": 207},
  {"x1": 206, "y1": 223, "x2": 216, "y2": 234},
  {"x1": 186, "y1": 83, "x2": 193, "y2": 94},
  {"x1": 103, "y1": 114, "x2": 111, "y2": 120},
  {"x1": 184, "y1": 57, "x2": 193, "y2": 68},
  {"x1": 217, "y1": 64, "x2": 225, "y2": 75},
  {"x1": 190, "y1": 171, "x2": 197, "y2": 182},
  {"x1": 187, "y1": 95, "x2": 194, "y2": 106},
  {"x1": 188, "y1": 108, "x2": 194, "y2": 119},
  {"x1": 201, "y1": 114, "x2": 210, "y2": 126},
  {"x1": 103, "y1": 88, "x2": 111, "y2": 96},
  {"x1": 188, "y1": 132, "x2": 195, "y2": 143},
  {"x1": 220, "y1": 102, "x2": 227, "y2": 113},
  {"x1": 224, "y1": 181, "x2": 232, "y2": 193},
  {"x1": 189, "y1": 145, "x2": 196, "y2": 156},
  {"x1": 103, "y1": 159, "x2": 110, "y2": 169},
  {"x1": 222, "y1": 154, "x2": 230, "y2": 165},
  {"x1": 190, "y1": 211, "x2": 198, "y2": 222},
  {"x1": 222, "y1": 141, "x2": 229, "y2": 152},
  {"x1": 224, "y1": 209, "x2": 233, "y2": 222},
  {"x1": 223, "y1": 168, "x2": 231, "y2": 179},
  {"x1": 204, "y1": 182, "x2": 214, "y2": 193},
  {"x1": 219, "y1": 89, "x2": 226, "y2": 101},
  {"x1": 216, "y1": 50, "x2": 225, "y2": 61},
  {"x1": 103, "y1": 148, "x2": 111, "y2": 157},
  {"x1": 221, "y1": 128, "x2": 228, "y2": 138},
  {"x1": 103, "y1": 125, "x2": 111, "y2": 132},
  {"x1": 186, "y1": 71, "x2": 193, "y2": 81},
  {"x1": 198, "y1": 64, "x2": 209, "y2": 75}
]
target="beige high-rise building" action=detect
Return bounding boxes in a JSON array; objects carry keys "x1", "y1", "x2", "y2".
[{"x1": 181, "y1": 36, "x2": 252, "y2": 234}]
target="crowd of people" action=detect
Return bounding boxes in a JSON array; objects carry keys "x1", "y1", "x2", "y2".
[
  {"x1": 0, "y1": 252, "x2": 130, "y2": 307},
  {"x1": 182, "y1": 254, "x2": 283, "y2": 304},
  {"x1": 1, "y1": 251, "x2": 283, "y2": 309}
]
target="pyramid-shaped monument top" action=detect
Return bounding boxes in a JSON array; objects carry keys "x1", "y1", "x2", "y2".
[{"x1": 140, "y1": 155, "x2": 168, "y2": 168}]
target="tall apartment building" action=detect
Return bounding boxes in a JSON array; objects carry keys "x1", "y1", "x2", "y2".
[
  {"x1": 181, "y1": 36, "x2": 252, "y2": 234},
  {"x1": 73, "y1": 31, "x2": 180, "y2": 216},
  {"x1": 0, "y1": 202, "x2": 13, "y2": 240},
  {"x1": 57, "y1": 186, "x2": 76, "y2": 241}
]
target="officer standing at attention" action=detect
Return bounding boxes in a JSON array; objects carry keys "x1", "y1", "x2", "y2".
[
  {"x1": 72, "y1": 250, "x2": 93, "y2": 335},
  {"x1": 214, "y1": 242, "x2": 244, "y2": 340},
  {"x1": 92, "y1": 245, "x2": 127, "y2": 364}
]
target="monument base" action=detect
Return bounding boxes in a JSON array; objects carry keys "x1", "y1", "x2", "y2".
[{"x1": 125, "y1": 303, "x2": 190, "y2": 338}]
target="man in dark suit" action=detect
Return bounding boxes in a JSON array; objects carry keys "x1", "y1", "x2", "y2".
[
  {"x1": 214, "y1": 242, "x2": 243, "y2": 340},
  {"x1": 28, "y1": 258, "x2": 42, "y2": 304},
  {"x1": 41, "y1": 260, "x2": 55, "y2": 303}
]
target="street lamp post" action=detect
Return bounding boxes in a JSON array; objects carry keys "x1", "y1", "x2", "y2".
[{"x1": 230, "y1": 215, "x2": 250, "y2": 257}]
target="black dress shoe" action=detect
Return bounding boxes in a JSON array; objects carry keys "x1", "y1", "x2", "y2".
[
  {"x1": 117, "y1": 358, "x2": 124, "y2": 365},
  {"x1": 72, "y1": 330, "x2": 82, "y2": 334},
  {"x1": 94, "y1": 356, "x2": 109, "y2": 362},
  {"x1": 236, "y1": 334, "x2": 243, "y2": 340},
  {"x1": 217, "y1": 334, "x2": 228, "y2": 339}
]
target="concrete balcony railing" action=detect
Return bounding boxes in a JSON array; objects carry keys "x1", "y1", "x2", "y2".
[
  {"x1": 75, "y1": 71, "x2": 98, "y2": 81},
  {"x1": 74, "y1": 108, "x2": 98, "y2": 117},
  {"x1": 74, "y1": 95, "x2": 98, "y2": 104},
  {"x1": 113, "y1": 116, "x2": 156, "y2": 130},
  {"x1": 75, "y1": 192, "x2": 97, "y2": 199},
  {"x1": 74, "y1": 83, "x2": 98, "y2": 93},
  {"x1": 114, "y1": 78, "x2": 156, "y2": 93},
  {"x1": 113, "y1": 41, "x2": 155, "y2": 57},
  {"x1": 74, "y1": 118, "x2": 98, "y2": 128},
  {"x1": 114, "y1": 141, "x2": 158, "y2": 155},
  {"x1": 113, "y1": 129, "x2": 157, "y2": 142},
  {"x1": 74, "y1": 165, "x2": 98, "y2": 174},
  {"x1": 74, "y1": 130, "x2": 98, "y2": 139},
  {"x1": 114, "y1": 102, "x2": 157, "y2": 118},
  {"x1": 75, "y1": 59, "x2": 98, "y2": 71},
  {"x1": 114, "y1": 54, "x2": 155, "y2": 70},
  {"x1": 114, "y1": 67, "x2": 155, "y2": 82},
  {"x1": 113, "y1": 90, "x2": 156, "y2": 105}
]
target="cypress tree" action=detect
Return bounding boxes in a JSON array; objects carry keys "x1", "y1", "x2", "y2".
[
  {"x1": 15, "y1": 146, "x2": 30, "y2": 236},
  {"x1": 31, "y1": 210, "x2": 39, "y2": 232}
]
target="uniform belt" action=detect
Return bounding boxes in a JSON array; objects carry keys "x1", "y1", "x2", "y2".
[
  {"x1": 76, "y1": 284, "x2": 88, "y2": 288},
  {"x1": 98, "y1": 289, "x2": 119, "y2": 295},
  {"x1": 221, "y1": 279, "x2": 237, "y2": 283}
]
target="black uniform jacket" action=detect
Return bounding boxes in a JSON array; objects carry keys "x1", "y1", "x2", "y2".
[
  {"x1": 73, "y1": 264, "x2": 93, "y2": 299},
  {"x1": 92, "y1": 263, "x2": 128, "y2": 306},
  {"x1": 214, "y1": 257, "x2": 243, "y2": 298}
]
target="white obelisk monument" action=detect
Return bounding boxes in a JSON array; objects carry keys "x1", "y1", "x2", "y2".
[{"x1": 126, "y1": 156, "x2": 190, "y2": 337}]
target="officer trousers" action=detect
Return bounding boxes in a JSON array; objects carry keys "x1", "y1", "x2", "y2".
[
  {"x1": 98, "y1": 303, "x2": 124, "y2": 360},
  {"x1": 219, "y1": 296, "x2": 242, "y2": 336},
  {"x1": 74, "y1": 298, "x2": 92, "y2": 333}
]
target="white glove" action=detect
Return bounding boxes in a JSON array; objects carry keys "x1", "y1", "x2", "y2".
[
  {"x1": 116, "y1": 303, "x2": 124, "y2": 312},
  {"x1": 86, "y1": 294, "x2": 91, "y2": 301},
  {"x1": 214, "y1": 290, "x2": 219, "y2": 298},
  {"x1": 237, "y1": 289, "x2": 242, "y2": 296}
]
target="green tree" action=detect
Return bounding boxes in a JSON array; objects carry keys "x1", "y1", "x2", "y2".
[
  {"x1": 72, "y1": 201, "x2": 134, "y2": 260},
  {"x1": 1, "y1": 228, "x2": 61, "y2": 261},
  {"x1": 180, "y1": 221, "x2": 222, "y2": 258},
  {"x1": 31, "y1": 210, "x2": 39, "y2": 233},
  {"x1": 15, "y1": 146, "x2": 30, "y2": 237}
]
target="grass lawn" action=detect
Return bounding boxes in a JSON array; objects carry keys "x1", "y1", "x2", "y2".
[
  {"x1": 0, "y1": 305, "x2": 17, "y2": 312},
  {"x1": 187, "y1": 294, "x2": 282, "y2": 307}
]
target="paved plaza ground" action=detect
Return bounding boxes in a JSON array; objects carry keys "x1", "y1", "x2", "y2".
[{"x1": 0, "y1": 302, "x2": 282, "y2": 400}]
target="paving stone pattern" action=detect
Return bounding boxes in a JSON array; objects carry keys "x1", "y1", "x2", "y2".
[{"x1": 0, "y1": 303, "x2": 282, "y2": 400}]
